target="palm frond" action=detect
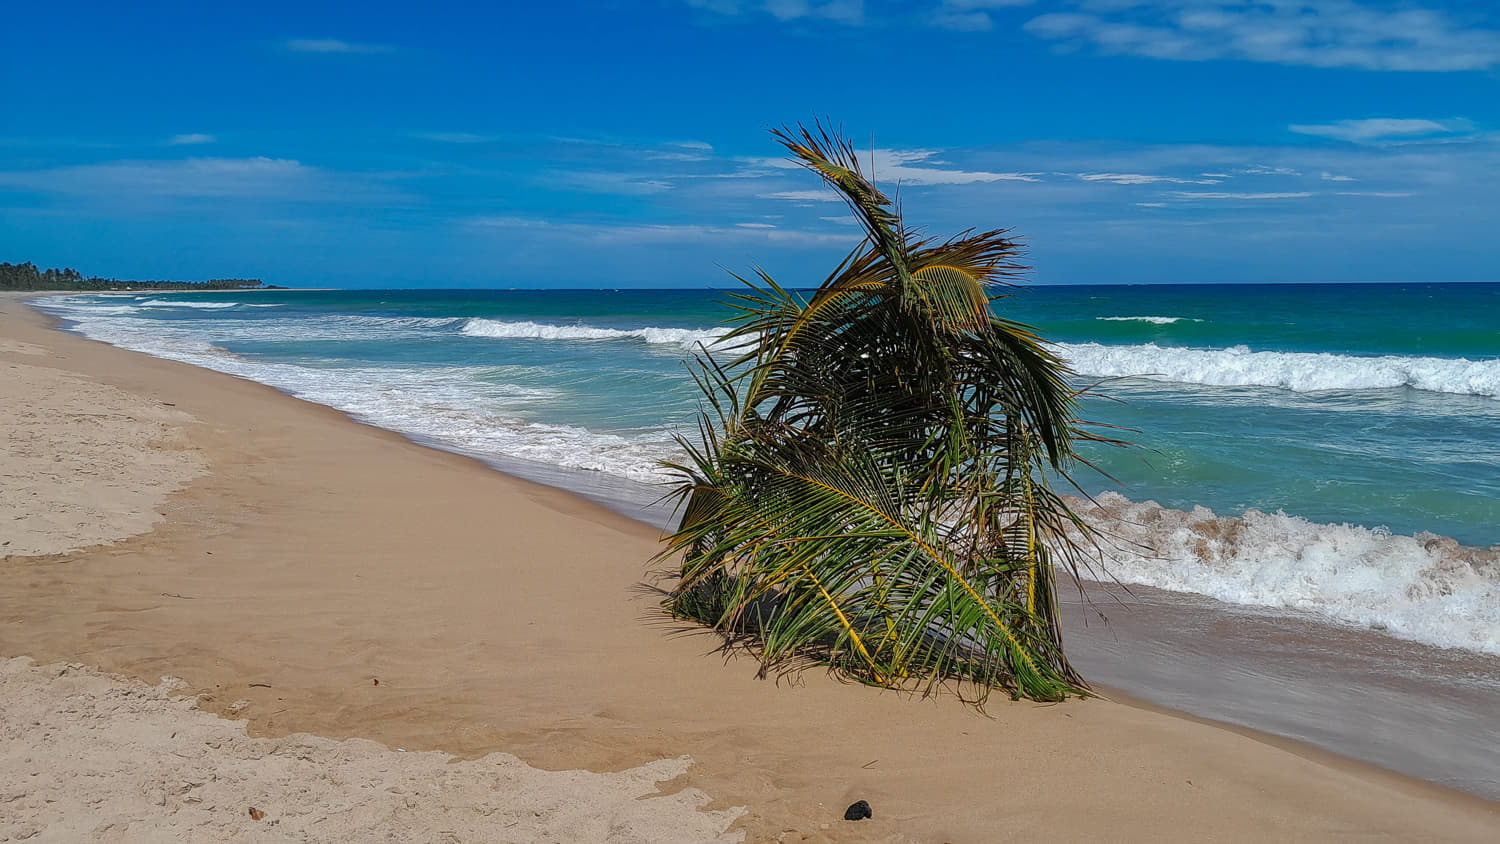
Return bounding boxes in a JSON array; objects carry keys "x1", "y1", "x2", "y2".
[{"x1": 654, "y1": 122, "x2": 1113, "y2": 704}]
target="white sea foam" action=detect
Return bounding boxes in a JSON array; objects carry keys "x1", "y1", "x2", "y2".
[
  {"x1": 1096, "y1": 316, "x2": 1201, "y2": 325},
  {"x1": 1070, "y1": 492, "x2": 1500, "y2": 655},
  {"x1": 34, "y1": 297, "x2": 683, "y2": 484},
  {"x1": 135, "y1": 299, "x2": 241, "y2": 309},
  {"x1": 462, "y1": 318, "x2": 730, "y2": 350},
  {"x1": 1056, "y1": 342, "x2": 1500, "y2": 398}
]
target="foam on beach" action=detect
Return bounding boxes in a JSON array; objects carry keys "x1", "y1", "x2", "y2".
[{"x1": 1071, "y1": 492, "x2": 1500, "y2": 655}]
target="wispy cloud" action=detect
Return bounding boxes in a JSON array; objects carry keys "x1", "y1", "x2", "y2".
[
  {"x1": 645, "y1": 142, "x2": 716, "y2": 162},
  {"x1": 282, "y1": 38, "x2": 396, "y2": 54},
  {"x1": 0, "y1": 157, "x2": 395, "y2": 203},
  {"x1": 1321, "y1": 171, "x2": 1357, "y2": 181},
  {"x1": 1168, "y1": 191, "x2": 1314, "y2": 200},
  {"x1": 468, "y1": 215, "x2": 859, "y2": 246},
  {"x1": 546, "y1": 171, "x2": 676, "y2": 195},
  {"x1": 1289, "y1": 117, "x2": 1474, "y2": 143},
  {"x1": 167, "y1": 133, "x2": 215, "y2": 146},
  {"x1": 1076, "y1": 172, "x2": 1220, "y2": 185},
  {"x1": 1240, "y1": 165, "x2": 1302, "y2": 176},
  {"x1": 930, "y1": 0, "x2": 1035, "y2": 31},
  {"x1": 759, "y1": 189, "x2": 845, "y2": 202},
  {"x1": 867, "y1": 149, "x2": 1041, "y2": 185},
  {"x1": 413, "y1": 132, "x2": 491, "y2": 144},
  {"x1": 685, "y1": 0, "x2": 865, "y2": 25},
  {"x1": 1023, "y1": 1, "x2": 1500, "y2": 72}
]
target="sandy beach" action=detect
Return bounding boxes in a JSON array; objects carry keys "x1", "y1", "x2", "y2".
[{"x1": 3, "y1": 291, "x2": 1497, "y2": 842}]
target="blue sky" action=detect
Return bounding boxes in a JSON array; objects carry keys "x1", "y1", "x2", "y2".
[{"x1": 2, "y1": 1, "x2": 1497, "y2": 287}]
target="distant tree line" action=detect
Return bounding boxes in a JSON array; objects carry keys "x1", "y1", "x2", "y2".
[{"x1": 0, "y1": 261, "x2": 267, "y2": 291}]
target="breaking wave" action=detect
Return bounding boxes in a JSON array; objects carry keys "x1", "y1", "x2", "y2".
[
  {"x1": 462, "y1": 318, "x2": 730, "y2": 349},
  {"x1": 1070, "y1": 492, "x2": 1500, "y2": 655},
  {"x1": 1056, "y1": 342, "x2": 1500, "y2": 398}
]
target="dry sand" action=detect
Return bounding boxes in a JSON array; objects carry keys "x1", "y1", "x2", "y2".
[
  {"x1": 0, "y1": 352, "x2": 204, "y2": 557},
  {"x1": 2, "y1": 291, "x2": 1497, "y2": 842},
  {"x1": 0, "y1": 657, "x2": 742, "y2": 843}
]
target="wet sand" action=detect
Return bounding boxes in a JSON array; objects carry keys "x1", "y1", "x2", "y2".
[{"x1": 3, "y1": 292, "x2": 1497, "y2": 842}]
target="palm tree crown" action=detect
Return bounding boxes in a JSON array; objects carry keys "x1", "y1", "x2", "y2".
[{"x1": 657, "y1": 123, "x2": 1109, "y2": 703}]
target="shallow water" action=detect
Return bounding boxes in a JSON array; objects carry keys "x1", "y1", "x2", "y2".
[{"x1": 34, "y1": 284, "x2": 1500, "y2": 799}]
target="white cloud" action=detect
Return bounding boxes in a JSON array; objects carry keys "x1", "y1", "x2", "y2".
[
  {"x1": 931, "y1": 0, "x2": 1036, "y2": 29},
  {"x1": 1240, "y1": 165, "x2": 1302, "y2": 176},
  {"x1": 1077, "y1": 172, "x2": 1220, "y2": 184},
  {"x1": 686, "y1": 0, "x2": 865, "y2": 25},
  {"x1": 414, "y1": 132, "x2": 490, "y2": 144},
  {"x1": 1168, "y1": 191, "x2": 1314, "y2": 200},
  {"x1": 1321, "y1": 171, "x2": 1356, "y2": 181},
  {"x1": 869, "y1": 149, "x2": 1041, "y2": 184},
  {"x1": 1336, "y1": 191, "x2": 1412, "y2": 197},
  {"x1": 759, "y1": 189, "x2": 844, "y2": 202},
  {"x1": 737, "y1": 222, "x2": 777, "y2": 228},
  {"x1": 168, "y1": 133, "x2": 215, "y2": 146},
  {"x1": 0, "y1": 157, "x2": 392, "y2": 203},
  {"x1": 549, "y1": 171, "x2": 675, "y2": 195},
  {"x1": 1289, "y1": 118, "x2": 1471, "y2": 143},
  {"x1": 1024, "y1": 1, "x2": 1500, "y2": 72},
  {"x1": 283, "y1": 38, "x2": 395, "y2": 54},
  {"x1": 469, "y1": 216, "x2": 858, "y2": 246},
  {"x1": 931, "y1": 11, "x2": 995, "y2": 30},
  {"x1": 1136, "y1": 201, "x2": 1168, "y2": 207}
]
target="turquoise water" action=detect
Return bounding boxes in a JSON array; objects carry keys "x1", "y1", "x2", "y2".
[{"x1": 37, "y1": 283, "x2": 1500, "y2": 656}]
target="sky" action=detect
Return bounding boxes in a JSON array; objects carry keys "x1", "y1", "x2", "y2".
[{"x1": 2, "y1": 0, "x2": 1498, "y2": 288}]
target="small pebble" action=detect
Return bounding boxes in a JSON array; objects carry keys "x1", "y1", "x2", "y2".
[{"x1": 844, "y1": 799, "x2": 872, "y2": 821}]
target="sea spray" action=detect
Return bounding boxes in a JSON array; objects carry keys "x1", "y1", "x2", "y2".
[{"x1": 1068, "y1": 492, "x2": 1500, "y2": 655}]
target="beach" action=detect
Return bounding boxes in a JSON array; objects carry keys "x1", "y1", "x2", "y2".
[{"x1": 3, "y1": 291, "x2": 1498, "y2": 842}]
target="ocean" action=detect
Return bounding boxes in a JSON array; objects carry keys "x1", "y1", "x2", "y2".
[{"x1": 34, "y1": 283, "x2": 1500, "y2": 798}]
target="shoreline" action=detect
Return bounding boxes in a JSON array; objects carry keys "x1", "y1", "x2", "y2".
[{"x1": 4, "y1": 291, "x2": 1498, "y2": 840}]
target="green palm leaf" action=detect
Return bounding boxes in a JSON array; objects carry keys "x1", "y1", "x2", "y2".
[{"x1": 655, "y1": 121, "x2": 1111, "y2": 704}]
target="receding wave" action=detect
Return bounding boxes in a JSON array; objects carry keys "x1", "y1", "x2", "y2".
[
  {"x1": 1070, "y1": 492, "x2": 1500, "y2": 655},
  {"x1": 1056, "y1": 342, "x2": 1500, "y2": 398},
  {"x1": 1096, "y1": 316, "x2": 1201, "y2": 325},
  {"x1": 34, "y1": 309, "x2": 681, "y2": 483},
  {"x1": 135, "y1": 299, "x2": 242, "y2": 309},
  {"x1": 462, "y1": 318, "x2": 729, "y2": 349}
]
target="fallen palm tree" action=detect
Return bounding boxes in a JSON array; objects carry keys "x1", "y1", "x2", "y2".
[{"x1": 658, "y1": 123, "x2": 1115, "y2": 704}]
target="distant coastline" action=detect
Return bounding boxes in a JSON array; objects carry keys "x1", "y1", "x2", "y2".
[{"x1": 1, "y1": 260, "x2": 276, "y2": 292}]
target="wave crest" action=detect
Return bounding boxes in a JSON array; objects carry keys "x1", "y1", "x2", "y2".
[
  {"x1": 1096, "y1": 316, "x2": 1201, "y2": 324},
  {"x1": 1056, "y1": 342, "x2": 1500, "y2": 398},
  {"x1": 461, "y1": 318, "x2": 729, "y2": 349},
  {"x1": 1071, "y1": 492, "x2": 1500, "y2": 655}
]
